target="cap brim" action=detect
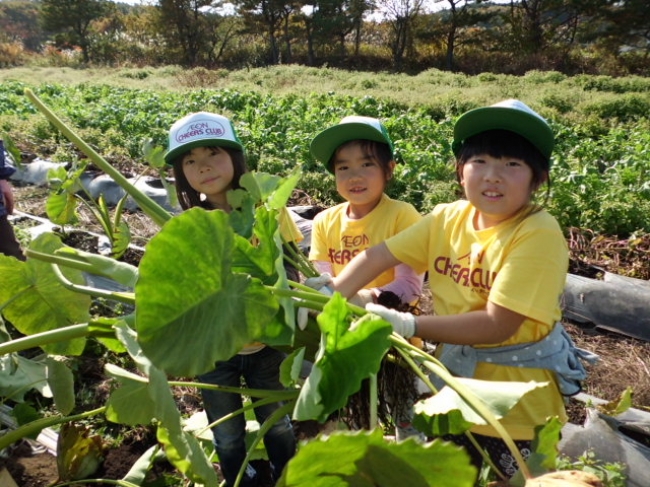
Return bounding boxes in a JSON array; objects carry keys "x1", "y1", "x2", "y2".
[
  {"x1": 453, "y1": 106, "x2": 554, "y2": 159},
  {"x1": 164, "y1": 138, "x2": 243, "y2": 165},
  {"x1": 310, "y1": 123, "x2": 393, "y2": 172}
]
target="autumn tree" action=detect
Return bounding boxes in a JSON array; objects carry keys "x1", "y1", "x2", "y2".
[
  {"x1": 581, "y1": 0, "x2": 650, "y2": 66},
  {"x1": 422, "y1": 0, "x2": 489, "y2": 71},
  {"x1": 314, "y1": 0, "x2": 370, "y2": 58},
  {"x1": 375, "y1": 0, "x2": 426, "y2": 71},
  {"x1": 156, "y1": 0, "x2": 237, "y2": 66},
  {"x1": 40, "y1": 0, "x2": 114, "y2": 63},
  {"x1": 235, "y1": 0, "x2": 286, "y2": 64},
  {"x1": 0, "y1": 0, "x2": 43, "y2": 51}
]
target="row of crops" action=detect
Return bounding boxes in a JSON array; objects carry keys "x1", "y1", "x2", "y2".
[{"x1": 1, "y1": 77, "x2": 650, "y2": 236}]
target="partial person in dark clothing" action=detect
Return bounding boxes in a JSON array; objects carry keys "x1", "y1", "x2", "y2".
[{"x1": 0, "y1": 140, "x2": 25, "y2": 261}]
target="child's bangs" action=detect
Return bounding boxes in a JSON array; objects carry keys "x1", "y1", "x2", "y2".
[{"x1": 461, "y1": 130, "x2": 538, "y2": 161}]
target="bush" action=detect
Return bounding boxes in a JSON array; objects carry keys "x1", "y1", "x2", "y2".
[{"x1": 0, "y1": 41, "x2": 25, "y2": 67}]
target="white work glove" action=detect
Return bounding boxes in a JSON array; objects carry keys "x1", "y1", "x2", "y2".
[
  {"x1": 303, "y1": 273, "x2": 334, "y2": 294},
  {"x1": 297, "y1": 273, "x2": 333, "y2": 330},
  {"x1": 365, "y1": 303, "x2": 416, "y2": 339}
]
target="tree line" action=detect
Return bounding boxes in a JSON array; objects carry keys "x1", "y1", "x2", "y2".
[{"x1": 0, "y1": 0, "x2": 648, "y2": 76}]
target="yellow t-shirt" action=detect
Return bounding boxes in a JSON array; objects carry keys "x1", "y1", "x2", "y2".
[
  {"x1": 385, "y1": 200, "x2": 569, "y2": 439},
  {"x1": 279, "y1": 207, "x2": 304, "y2": 245},
  {"x1": 309, "y1": 194, "x2": 422, "y2": 288}
]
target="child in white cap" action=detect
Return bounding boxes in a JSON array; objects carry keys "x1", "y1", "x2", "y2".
[
  {"x1": 324, "y1": 100, "x2": 596, "y2": 480},
  {"x1": 165, "y1": 112, "x2": 300, "y2": 486},
  {"x1": 306, "y1": 115, "x2": 425, "y2": 441}
]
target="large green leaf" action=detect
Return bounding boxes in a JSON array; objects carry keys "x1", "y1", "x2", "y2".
[
  {"x1": 293, "y1": 294, "x2": 391, "y2": 422},
  {"x1": 277, "y1": 428, "x2": 477, "y2": 487},
  {"x1": 47, "y1": 356, "x2": 75, "y2": 416},
  {"x1": 238, "y1": 168, "x2": 300, "y2": 211},
  {"x1": 136, "y1": 208, "x2": 279, "y2": 377},
  {"x1": 248, "y1": 207, "x2": 295, "y2": 345},
  {"x1": 115, "y1": 324, "x2": 219, "y2": 485},
  {"x1": 413, "y1": 378, "x2": 547, "y2": 437},
  {"x1": 0, "y1": 233, "x2": 90, "y2": 355},
  {"x1": 0, "y1": 354, "x2": 50, "y2": 402},
  {"x1": 45, "y1": 163, "x2": 86, "y2": 226},
  {"x1": 231, "y1": 208, "x2": 278, "y2": 281},
  {"x1": 105, "y1": 363, "x2": 156, "y2": 426}
]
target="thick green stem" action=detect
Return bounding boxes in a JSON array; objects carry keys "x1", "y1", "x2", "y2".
[
  {"x1": 50, "y1": 263, "x2": 135, "y2": 305},
  {"x1": 282, "y1": 240, "x2": 317, "y2": 278},
  {"x1": 24, "y1": 88, "x2": 172, "y2": 228},
  {"x1": 0, "y1": 323, "x2": 90, "y2": 355},
  {"x1": 25, "y1": 249, "x2": 136, "y2": 305},
  {"x1": 26, "y1": 249, "x2": 98, "y2": 273},
  {"x1": 54, "y1": 480, "x2": 138, "y2": 487},
  {"x1": 179, "y1": 381, "x2": 299, "y2": 401}
]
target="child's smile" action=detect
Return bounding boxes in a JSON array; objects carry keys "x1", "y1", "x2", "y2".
[
  {"x1": 461, "y1": 153, "x2": 534, "y2": 229},
  {"x1": 333, "y1": 143, "x2": 391, "y2": 219},
  {"x1": 182, "y1": 146, "x2": 235, "y2": 208}
]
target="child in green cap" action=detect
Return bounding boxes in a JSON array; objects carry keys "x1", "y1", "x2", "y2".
[
  {"x1": 306, "y1": 115, "x2": 425, "y2": 441},
  {"x1": 325, "y1": 100, "x2": 596, "y2": 481}
]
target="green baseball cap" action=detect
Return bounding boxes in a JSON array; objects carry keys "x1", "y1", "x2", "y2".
[
  {"x1": 164, "y1": 112, "x2": 244, "y2": 165},
  {"x1": 452, "y1": 99, "x2": 554, "y2": 160},
  {"x1": 310, "y1": 116, "x2": 394, "y2": 172}
]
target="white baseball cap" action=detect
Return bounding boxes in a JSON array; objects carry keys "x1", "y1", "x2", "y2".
[
  {"x1": 164, "y1": 112, "x2": 244, "y2": 165},
  {"x1": 310, "y1": 116, "x2": 394, "y2": 173},
  {"x1": 452, "y1": 99, "x2": 554, "y2": 160}
]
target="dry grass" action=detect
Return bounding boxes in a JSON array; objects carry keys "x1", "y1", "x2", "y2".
[{"x1": 567, "y1": 321, "x2": 650, "y2": 410}]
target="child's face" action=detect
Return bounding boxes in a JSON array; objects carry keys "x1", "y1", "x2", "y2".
[
  {"x1": 333, "y1": 142, "x2": 393, "y2": 219},
  {"x1": 181, "y1": 146, "x2": 234, "y2": 208},
  {"x1": 460, "y1": 153, "x2": 535, "y2": 230}
]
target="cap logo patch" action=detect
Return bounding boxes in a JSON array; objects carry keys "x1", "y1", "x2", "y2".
[{"x1": 175, "y1": 120, "x2": 227, "y2": 143}]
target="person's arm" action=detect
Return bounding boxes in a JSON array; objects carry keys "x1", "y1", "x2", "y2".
[
  {"x1": 331, "y1": 242, "x2": 400, "y2": 298},
  {"x1": 368, "y1": 298, "x2": 525, "y2": 344},
  {"x1": 0, "y1": 179, "x2": 15, "y2": 214},
  {"x1": 419, "y1": 301, "x2": 524, "y2": 344},
  {"x1": 377, "y1": 263, "x2": 423, "y2": 305}
]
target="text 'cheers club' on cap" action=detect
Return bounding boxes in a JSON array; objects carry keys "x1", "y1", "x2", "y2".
[
  {"x1": 164, "y1": 112, "x2": 244, "y2": 165},
  {"x1": 452, "y1": 99, "x2": 555, "y2": 160},
  {"x1": 310, "y1": 115, "x2": 394, "y2": 172}
]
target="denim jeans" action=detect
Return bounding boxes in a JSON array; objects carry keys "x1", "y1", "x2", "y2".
[{"x1": 199, "y1": 346, "x2": 295, "y2": 487}]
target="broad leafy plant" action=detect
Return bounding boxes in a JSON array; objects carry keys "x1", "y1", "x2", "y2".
[{"x1": 0, "y1": 89, "x2": 605, "y2": 487}]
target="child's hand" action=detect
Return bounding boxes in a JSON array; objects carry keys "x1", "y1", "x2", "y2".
[
  {"x1": 365, "y1": 303, "x2": 416, "y2": 338},
  {"x1": 304, "y1": 273, "x2": 334, "y2": 294},
  {"x1": 297, "y1": 274, "x2": 333, "y2": 330},
  {"x1": 349, "y1": 289, "x2": 376, "y2": 307},
  {"x1": 0, "y1": 179, "x2": 14, "y2": 214}
]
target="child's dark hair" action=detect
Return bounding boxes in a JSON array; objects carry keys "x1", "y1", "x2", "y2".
[
  {"x1": 455, "y1": 129, "x2": 551, "y2": 204},
  {"x1": 172, "y1": 146, "x2": 248, "y2": 210},
  {"x1": 329, "y1": 139, "x2": 394, "y2": 179}
]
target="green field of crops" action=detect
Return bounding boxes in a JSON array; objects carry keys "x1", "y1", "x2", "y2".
[{"x1": 2, "y1": 65, "x2": 650, "y2": 236}]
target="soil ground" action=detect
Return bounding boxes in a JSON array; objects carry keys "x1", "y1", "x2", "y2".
[{"x1": 3, "y1": 182, "x2": 650, "y2": 486}]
